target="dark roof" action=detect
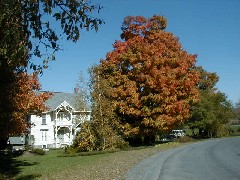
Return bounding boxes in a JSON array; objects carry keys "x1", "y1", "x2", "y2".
[
  {"x1": 35, "y1": 91, "x2": 90, "y2": 112},
  {"x1": 45, "y1": 92, "x2": 77, "y2": 111}
]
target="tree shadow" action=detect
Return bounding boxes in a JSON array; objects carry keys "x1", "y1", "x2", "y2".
[{"x1": 0, "y1": 153, "x2": 41, "y2": 179}]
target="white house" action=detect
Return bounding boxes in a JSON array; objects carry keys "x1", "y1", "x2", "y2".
[{"x1": 28, "y1": 91, "x2": 91, "y2": 149}]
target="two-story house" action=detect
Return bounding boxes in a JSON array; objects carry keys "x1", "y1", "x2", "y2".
[{"x1": 28, "y1": 91, "x2": 90, "y2": 149}]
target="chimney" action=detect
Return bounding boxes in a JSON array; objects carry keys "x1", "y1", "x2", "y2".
[{"x1": 74, "y1": 87, "x2": 79, "y2": 94}]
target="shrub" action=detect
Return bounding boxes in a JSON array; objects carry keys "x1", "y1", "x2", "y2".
[
  {"x1": 31, "y1": 148, "x2": 45, "y2": 155},
  {"x1": 74, "y1": 122, "x2": 97, "y2": 152},
  {"x1": 64, "y1": 146, "x2": 79, "y2": 155},
  {"x1": 236, "y1": 127, "x2": 240, "y2": 133},
  {"x1": 227, "y1": 126, "x2": 240, "y2": 136},
  {"x1": 214, "y1": 124, "x2": 230, "y2": 137},
  {"x1": 176, "y1": 136, "x2": 195, "y2": 143},
  {"x1": 114, "y1": 139, "x2": 130, "y2": 150}
]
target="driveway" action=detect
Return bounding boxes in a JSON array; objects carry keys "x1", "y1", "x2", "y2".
[{"x1": 126, "y1": 137, "x2": 240, "y2": 180}]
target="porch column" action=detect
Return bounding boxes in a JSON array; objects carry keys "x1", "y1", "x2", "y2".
[{"x1": 70, "y1": 126, "x2": 73, "y2": 144}]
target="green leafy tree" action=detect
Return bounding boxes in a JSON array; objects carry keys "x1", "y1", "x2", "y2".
[
  {"x1": 100, "y1": 16, "x2": 199, "y2": 145},
  {"x1": 1, "y1": 0, "x2": 103, "y2": 72},
  {"x1": 89, "y1": 65, "x2": 127, "y2": 150},
  {"x1": 74, "y1": 65, "x2": 128, "y2": 151},
  {"x1": 233, "y1": 100, "x2": 240, "y2": 124},
  {"x1": 189, "y1": 67, "x2": 234, "y2": 137}
]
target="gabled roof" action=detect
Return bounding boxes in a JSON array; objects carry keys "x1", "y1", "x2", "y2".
[
  {"x1": 35, "y1": 91, "x2": 90, "y2": 112},
  {"x1": 45, "y1": 92, "x2": 77, "y2": 111},
  {"x1": 55, "y1": 100, "x2": 75, "y2": 112}
]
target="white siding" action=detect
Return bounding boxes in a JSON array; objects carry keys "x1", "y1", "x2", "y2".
[
  {"x1": 28, "y1": 101, "x2": 91, "y2": 149},
  {"x1": 29, "y1": 114, "x2": 55, "y2": 148}
]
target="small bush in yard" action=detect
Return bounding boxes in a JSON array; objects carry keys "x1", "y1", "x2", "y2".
[
  {"x1": 227, "y1": 126, "x2": 240, "y2": 136},
  {"x1": 32, "y1": 148, "x2": 45, "y2": 155},
  {"x1": 236, "y1": 127, "x2": 240, "y2": 134},
  {"x1": 64, "y1": 146, "x2": 79, "y2": 155},
  {"x1": 176, "y1": 136, "x2": 195, "y2": 143}
]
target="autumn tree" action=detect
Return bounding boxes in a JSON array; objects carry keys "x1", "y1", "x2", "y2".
[
  {"x1": 73, "y1": 121, "x2": 97, "y2": 152},
  {"x1": 100, "y1": 16, "x2": 199, "y2": 145},
  {"x1": 74, "y1": 65, "x2": 128, "y2": 151},
  {"x1": 0, "y1": 72, "x2": 51, "y2": 149},
  {"x1": 189, "y1": 67, "x2": 234, "y2": 138},
  {"x1": 89, "y1": 65, "x2": 127, "y2": 150}
]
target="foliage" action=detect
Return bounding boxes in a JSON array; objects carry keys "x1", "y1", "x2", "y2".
[
  {"x1": 0, "y1": 71, "x2": 51, "y2": 149},
  {"x1": 189, "y1": 67, "x2": 234, "y2": 138},
  {"x1": 75, "y1": 71, "x2": 90, "y2": 111},
  {"x1": 231, "y1": 126, "x2": 240, "y2": 136},
  {"x1": 31, "y1": 148, "x2": 45, "y2": 155},
  {"x1": 176, "y1": 136, "x2": 196, "y2": 143},
  {"x1": 64, "y1": 146, "x2": 79, "y2": 155},
  {"x1": 99, "y1": 15, "x2": 199, "y2": 144},
  {"x1": 89, "y1": 65, "x2": 128, "y2": 150},
  {"x1": 74, "y1": 65, "x2": 128, "y2": 151},
  {"x1": 228, "y1": 125, "x2": 240, "y2": 136},
  {"x1": 73, "y1": 122, "x2": 97, "y2": 152},
  {"x1": 0, "y1": 0, "x2": 103, "y2": 72},
  {"x1": 233, "y1": 100, "x2": 240, "y2": 122},
  {"x1": 195, "y1": 66, "x2": 219, "y2": 91}
]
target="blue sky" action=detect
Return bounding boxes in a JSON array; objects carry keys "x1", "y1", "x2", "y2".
[{"x1": 39, "y1": 0, "x2": 240, "y2": 104}]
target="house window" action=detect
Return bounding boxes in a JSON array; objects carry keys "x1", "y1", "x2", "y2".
[
  {"x1": 57, "y1": 113, "x2": 63, "y2": 120},
  {"x1": 41, "y1": 130, "x2": 48, "y2": 141},
  {"x1": 42, "y1": 114, "x2": 46, "y2": 125}
]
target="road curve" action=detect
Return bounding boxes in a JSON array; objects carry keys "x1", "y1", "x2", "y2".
[{"x1": 125, "y1": 137, "x2": 240, "y2": 180}]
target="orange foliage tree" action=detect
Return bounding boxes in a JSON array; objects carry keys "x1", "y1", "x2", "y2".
[
  {"x1": 0, "y1": 70, "x2": 51, "y2": 149},
  {"x1": 100, "y1": 16, "x2": 199, "y2": 144}
]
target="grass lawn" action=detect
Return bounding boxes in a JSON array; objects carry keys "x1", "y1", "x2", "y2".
[
  {"x1": 2, "y1": 149, "x2": 111, "y2": 179},
  {"x1": 0, "y1": 142, "x2": 181, "y2": 180}
]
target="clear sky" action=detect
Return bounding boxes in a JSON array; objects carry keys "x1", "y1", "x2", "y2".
[{"x1": 39, "y1": 0, "x2": 240, "y2": 104}]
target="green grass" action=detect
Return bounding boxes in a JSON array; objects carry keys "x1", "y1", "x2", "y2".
[{"x1": 1, "y1": 149, "x2": 109, "y2": 179}]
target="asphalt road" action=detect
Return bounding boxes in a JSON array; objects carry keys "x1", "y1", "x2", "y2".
[{"x1": 126, "y1": 137, "x2": 240, "y2": 180}]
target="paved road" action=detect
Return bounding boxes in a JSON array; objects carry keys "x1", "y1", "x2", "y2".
[{"x1": 126, "y1": 137, "x2": 240, "y2": 180}]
